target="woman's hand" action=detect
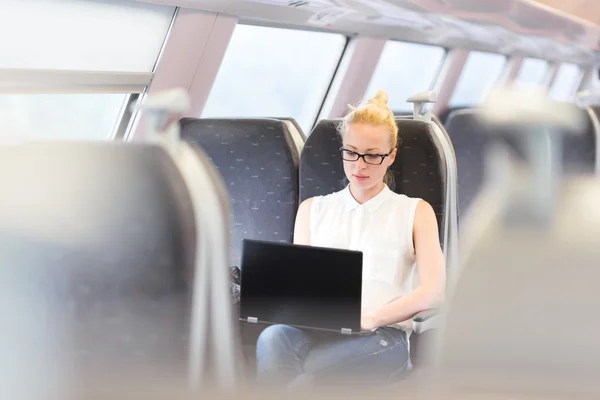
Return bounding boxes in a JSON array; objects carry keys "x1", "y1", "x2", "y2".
[{"x1": 361, "y1": 314, "x2": 380, "y2": 332}]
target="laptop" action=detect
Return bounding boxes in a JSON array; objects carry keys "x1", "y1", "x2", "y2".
[{"x1": 239, "y1": 239, "x2": 369, "y2": 335}]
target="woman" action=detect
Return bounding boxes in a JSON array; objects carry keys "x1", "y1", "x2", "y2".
[{"x1": 255, "y1": 89, "x2": 446, "y2": 387}]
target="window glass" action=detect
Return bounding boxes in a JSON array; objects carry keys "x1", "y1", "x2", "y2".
[
  {"x1": 0, "y1": 94, "x2": 128, "y2": 143},
  {"x1": 449, "y1": 51, "x2": 506, "y2": 106},
  {"x1": 364, "y1": 41, "x2": 446, "y2": 111},
  {"x1": 202, "y1": 24, "x2": 347, "y2": 133},
  {"x1": 549, "y1": 63, "x2": 581, "y2": 102},
  {"x1": 514, "y1": 57, "x2": 550, "y2": 88},
  {"x1": 0, "y1": 0, "x2": 175, "y2": 72}
]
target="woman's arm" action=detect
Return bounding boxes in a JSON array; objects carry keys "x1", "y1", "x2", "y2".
[
  {"x1": 362, "y1": 200, "x2": 446, "y2": 330},
  {"x1": 293, "y1": 198, "x2": 313, "y2": 245}
]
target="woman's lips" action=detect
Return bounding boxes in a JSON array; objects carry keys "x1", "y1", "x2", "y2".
[{"x1": 353, "y1": 174, "x2": 369, "y2": 181}]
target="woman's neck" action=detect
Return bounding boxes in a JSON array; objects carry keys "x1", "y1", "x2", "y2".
[{"x1": 349, "y1": 181, "x2": 386, "y2": 204}]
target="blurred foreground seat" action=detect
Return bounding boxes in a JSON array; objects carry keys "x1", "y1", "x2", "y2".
[
  {"x1": 432, "y1": 88, "x2": 600, "y2": 398},
  {"x1": 0, "y1": 113, "x2": 240, "y2": 396}
]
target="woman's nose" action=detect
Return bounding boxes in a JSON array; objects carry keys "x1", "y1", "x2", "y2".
[{"x1": 356, "y1": 157, "x2": 367, "y2": 169}]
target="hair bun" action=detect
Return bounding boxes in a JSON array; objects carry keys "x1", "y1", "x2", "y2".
[{"x1": 367, "y1": 89, "x2": 389, "y2": 108}]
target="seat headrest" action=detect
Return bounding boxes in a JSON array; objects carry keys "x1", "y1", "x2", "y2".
[
  {"x1": 179, "y1": 118, "x2": 300, "y2": 266},
  {"x1": 0, "y1": 141, "x2": 195, "y2": 295},
  {"x1": 0, "y1": 141, "x2": 199, "y2": 386},
  {"x1": 300, "y1": 118, "x2": 446, "y2": 241},
  {"x1": 447, "y1": 106, "x2": 595, "y2": 175}
]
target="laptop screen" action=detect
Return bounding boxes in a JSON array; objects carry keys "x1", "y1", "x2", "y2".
[{"x1": 239, "y1": 239, "x2": 363, "y2": 333}]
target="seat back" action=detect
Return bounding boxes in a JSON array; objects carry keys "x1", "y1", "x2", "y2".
[
  {"x1": 276, "y1": 117, "x2": 306, "y2": 141},
  {"x1": 586, "y1": 106, "x2": 600, "y2": 174},
  {"x1": 445, "y1": 106, "x2": 596, "y2": 219},
  {"x1": 590, "y1": 106, "x2": 600, "y2": 121},
  {"x1": 0, "y1": 141, "x2": 210, "y2": 391},
  {"x1": 435, "y1": 88, "x2": 600, "y2": 396},
  {"x1": 445, "y1": 109, "x2": 498, "y2": 218},
  {"x1": 561, "y1": 104, "x2": 596, "y2": 175},
  {"x1": 435, "y1": 147, "x2": 600, "y2": 398},
  {"x1": 439, "y1": 106, "x2": 472, "y2": 125},
  {"x1": 277, "y1": 117, "x2": 306, "y2": 156},
  {"x1": 299, "y1": 117, "x2": 458, "y2": 371},
  {"x1": 299, "y1": 118, "x2": 447, "y2": 246},
  {"x1": 179, "y1": 118, "x2": 301, "y2": 268}
]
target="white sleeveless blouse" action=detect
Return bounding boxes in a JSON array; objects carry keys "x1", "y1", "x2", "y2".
[{"x1": 309, "y1": 184, "x2": 422, "y2": 332}]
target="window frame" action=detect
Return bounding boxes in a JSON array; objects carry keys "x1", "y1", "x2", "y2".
[
  {"x1": 0, "y1": 4, "x2": 176, "y2": 142},
  {"x1": 427, "y1": 46, "x2": 450, "y2": 92},
  {"x1": 311, "y1": 36, "x2": 351, "y2": 131},
  {"x1": 365, "y1": 39, "x2": 449, "y2": 114},
  {"x1": 201, "y1": 21, "x2": 351, "y2": 133},
  {"x1": 0, "y1": 92, "x2": 135, "y2": 142},
  {"x1": 0, "y1": 71, "x2": 150, "y2": 142},
  {"x1": 448, "y1": 50, "x2": 508, "y2": 107}
]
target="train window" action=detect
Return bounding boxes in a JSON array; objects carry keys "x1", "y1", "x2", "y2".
[
  {"x1": 0, "y1": 94, "x2": 128, "y2": 143},
  {"x1": 514, "y1": 57, "x2": 550, "y2": 88},
  {"x1": 0, "y1": 0, "x2": 175, "y2": 72},
  {"x1": 549, "y1": 63, "x2": 581, "y2": 102},
  {"x1": 449, "y1": 51, "x2": 506, "y2": 106},
  {"x1": 364, "y1": 41, "x2": 445, "y2": 111},
  {"x1": 202, "y1": 24, "x2": 347, "y2": 132}
]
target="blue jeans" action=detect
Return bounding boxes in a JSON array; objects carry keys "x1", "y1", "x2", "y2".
[{"x1": 255, "y1": 324, "x2": 410, "y2": 387}]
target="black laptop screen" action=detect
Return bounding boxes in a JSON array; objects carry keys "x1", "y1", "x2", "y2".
[{"x1": 239, "y1": 239, "x2": 363, "y2": 333}]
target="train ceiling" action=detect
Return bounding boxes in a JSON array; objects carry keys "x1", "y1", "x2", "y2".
[
  {"x1": 533, "y1": 0, "x2": 600, "y2": 27},
  {"x1": 140, "y1": 0, "x2": 600, "y2": 64}
]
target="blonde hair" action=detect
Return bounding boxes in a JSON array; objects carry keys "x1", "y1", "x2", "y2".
[{"x1": 337, "y1": 89, "x2": 399, "y2": 187}]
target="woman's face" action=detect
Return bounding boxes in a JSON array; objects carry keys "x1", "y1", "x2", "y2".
[{"x1": 341, "y1": 123, "x2": 396, "y2": 191}]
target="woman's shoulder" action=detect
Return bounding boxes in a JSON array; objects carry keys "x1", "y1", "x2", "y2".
[{"x1": 387, "y1": 190, "x2": 423, "y2": 207}]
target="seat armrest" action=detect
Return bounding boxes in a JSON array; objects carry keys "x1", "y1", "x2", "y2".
[{"x1": 412, "y1": 308, "x2": 440, "y2": 334}]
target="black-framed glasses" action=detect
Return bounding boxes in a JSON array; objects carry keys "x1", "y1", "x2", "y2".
[{"x1": 339, "y1": 147, "x2": 390, "y2": 165}]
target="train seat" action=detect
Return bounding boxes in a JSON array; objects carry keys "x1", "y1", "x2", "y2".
[
  {"x1": 439, "y1": 106, "x2": 472, "y2": 125},
  {"x1": 444, "y1": 109, "x2": 501, "y2": 218},
  {"x1": 179, "y1": 118, "x2": 302, "y2": 267},
  {"x1": 435, "y1": 178, "x2": 600, "y2": 397},
  {"x1": 434, "y1": 94, "x2": 600, "y2": 398},
  {"x1": 301, "y1": 118, "x2": 447, "y2": 242},
  {"x1": 299, "y1": 114, "x2": 456, "y2": 371},
  {"x1": 561, "y1": 105, "x2": 596, "y2": 175},
  {"x1": 0, "y1": 138, "x2": 233, "y2": 391},
  {"x1": 584, "y1": 105, "x2": 600, "y2": 174},
  {"x1": 445, "y1": 104, "x2": 598, "y2": 219},
  {"x1": 588, "y1": 105, "x2": 600, "y2": 124},
  {"x1": 179, "y1": 117, "x2": 302, "y2": 367},
  {"x1": 275, "y1": 117, "x2": 307, "y2": 150}
]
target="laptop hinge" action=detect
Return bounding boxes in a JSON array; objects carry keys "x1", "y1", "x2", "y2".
[
  {"x1": 341, "y1": 328, "x2": 352, "y2": 335},
  {"x1": 247, "y1": 317, "x2": 258, "y2": 324}
]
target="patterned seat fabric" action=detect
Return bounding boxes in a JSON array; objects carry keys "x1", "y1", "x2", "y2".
[
  {"x1": 444, "y1": 110, "x2": 492, "y2": 218},
  {"x1": 438, "y1": 106, "x2": 472, "y2": 125},
  {"x1": 299, "y1": 119, "x2": 447, "y2": 244},
  {"x1": 180, "y1": 118, "x2": 302, "y2": 364},
  {"x1": 563, "y1": 106, "x2": 596, "y2": 175},
  {"x1": 0, "y1": 142, "x2": 197, "y2": 386},
  {"x1": 180, "y1": 118, "x2": 301, "y2": 269},
  {"x1": 445, "y1": 106, "x2": 596, "y2": 218}
]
